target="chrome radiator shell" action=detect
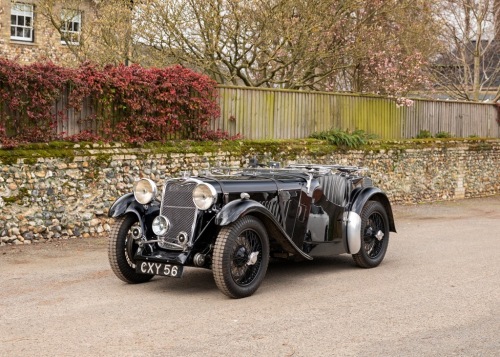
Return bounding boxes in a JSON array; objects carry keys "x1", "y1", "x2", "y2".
[{"x1": 158, "y1": 179, "x2": 199, "y2": 250}]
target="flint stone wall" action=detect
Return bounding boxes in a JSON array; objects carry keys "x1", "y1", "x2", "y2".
[{"x1": 1, "y1": 140, "x2": 499, "y2": 246}]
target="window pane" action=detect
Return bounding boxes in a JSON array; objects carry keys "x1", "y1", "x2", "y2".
[
  {"x1": 60, "y1": 9, "x2": 82, "y2": 44},
  {"x1": 12, "y1": 3, "x2": 33, "y2": 15},
  {"x1": 10, "y1": 3, "x2": 33, "y2": 40}
]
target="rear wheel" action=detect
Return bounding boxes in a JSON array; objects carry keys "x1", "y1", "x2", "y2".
[
  {"x1": 108, "y1": 214, "x2": 153, "y2": 283},
  {"x1": 352, "y1": 201, "x2": 389, "y2": 268},
  {"x1": 213, "y1": 216, "x2": 270, "y2": 298}
]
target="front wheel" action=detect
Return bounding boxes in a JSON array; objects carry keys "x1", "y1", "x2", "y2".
[
  {"x1": 352, "y1": 201, "x2": 390, "y2": 268},
  {"x1": 108, "y1": 214, "x2": 153, "y2": 284},
  {"x1": 212, "y1": 216, "x2": 270, "y2": 298}
]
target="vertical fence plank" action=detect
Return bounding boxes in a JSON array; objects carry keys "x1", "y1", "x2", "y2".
[
  {"x1": 2, "y1": 85, "x2": 498, "y2": 141},
  {"x1": 61, "y1": 87, "x2": 500, "y2": 141}
]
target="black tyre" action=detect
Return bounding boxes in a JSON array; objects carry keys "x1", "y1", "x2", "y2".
[
  {"x1": 213, "y1": 216, "x2": 270, "y2": 298},
  {"x1": 108, "y1": 214, "x2": 153, "y2": 284},
  {"x1": 352, "y1": 201, "x2": 390, "y2": 268}
]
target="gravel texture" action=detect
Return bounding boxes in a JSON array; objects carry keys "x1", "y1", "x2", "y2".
[{"x1": 0, "y1": 196, "x2": 499, "y2": 356}]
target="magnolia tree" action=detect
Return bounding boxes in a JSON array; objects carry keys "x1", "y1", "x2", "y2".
[
  {"x1": 431, "y1": 0, "x2": 500, "y2": 102},
  {"x1": 135, "y1": 0, "x2": 356, "y2": 88},
  {"x1": 37, "y1": 0, "x2": 440, "y2": 98},
  {"x1": 326, "y1": 0, "x2": 439, "y2": 97},
  {"x1": 135, "y1": 0, "x2": 439, "y2": 96}
]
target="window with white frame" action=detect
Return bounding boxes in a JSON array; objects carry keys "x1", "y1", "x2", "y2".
[
  {"x1": 60, "y1": 9, "x2": 82, "y2": 45},
  {"x1": 10, "y1": 3, "x2": 34, "y2": 42}
]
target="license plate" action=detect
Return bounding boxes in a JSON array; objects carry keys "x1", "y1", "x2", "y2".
[{"x1": 136, "y1": 261, "x2": 183, "y2": 278}]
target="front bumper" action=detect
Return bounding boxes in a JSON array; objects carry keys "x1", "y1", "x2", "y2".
[{"x1": 135, "y1": 247, "x2": 190, "y2": 266}]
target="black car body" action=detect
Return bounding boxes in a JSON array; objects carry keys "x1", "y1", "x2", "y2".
[{"x1": 108, "y1": 163, "x2": 396, "y2": 298}]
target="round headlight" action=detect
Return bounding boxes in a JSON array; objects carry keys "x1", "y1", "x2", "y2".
[
  {"x1": 133, "y1": 178, "x2": 157, "y2": 205},
  {"x1": 192, "y1": 183, "x2": 217, "y2": 210},
  {"x1": 152, "y1": 215, "x2": 170, "y2": 236}
]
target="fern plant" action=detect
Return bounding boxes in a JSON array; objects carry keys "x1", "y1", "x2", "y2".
[
  {"x1": 310, "y1": 129, "x2": 375, "y2": 149},
  {"x1": 435, "y1": 131, "x2": 452, "y2": 138}
]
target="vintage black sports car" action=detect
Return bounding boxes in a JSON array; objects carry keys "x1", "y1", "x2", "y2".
[{"x1": 108, "y1": 162, "x2": 396, "y2": 298}]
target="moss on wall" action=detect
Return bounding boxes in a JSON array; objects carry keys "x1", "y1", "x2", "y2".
[{"x1": 1, "y1": 138, "x2": 497, "y2": 163}]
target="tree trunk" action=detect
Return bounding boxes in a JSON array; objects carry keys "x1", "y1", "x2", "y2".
[
  {"x1": 472, "y1": 50, "x2": 481, "y2": 101},
  {"x1": 472, "y1": 0, "x2": 485, "y2": 101}
]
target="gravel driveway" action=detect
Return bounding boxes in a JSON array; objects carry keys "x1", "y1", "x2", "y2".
[{"x1": 1, "y1": 196, "x2": 499, "y2": 357}]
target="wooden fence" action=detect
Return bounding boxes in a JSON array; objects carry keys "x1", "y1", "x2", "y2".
[
  {"x1": 215, "y1": 86, "x2": 500, "y2": 139},
  {"x1": 2, "y1": 85, "x2": 499, "y2": 140}
]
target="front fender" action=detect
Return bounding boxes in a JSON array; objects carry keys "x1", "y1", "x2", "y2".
[
  {"x1": 215, "y1": 199, "x2": 312, "y2": 261},
  {"x1": 215, "y1": 199, "x2": 273, "y2": 226},
  {"x1": 109, "y1": 193, "x2": 139, "y2": 218},
  {"x1": 108, "y1": 193, "x2": 160, "y2": 239}
]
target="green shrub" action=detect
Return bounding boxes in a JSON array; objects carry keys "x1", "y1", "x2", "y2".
[
  {"x1": 435, "y1": 131, "x2": 452, "y2": 138},
  {"x1": 416, "y1": 130, "x2": 432, "y2": 139},
  {"x1": 310, "y1": 129, "x2": 376, "y2": 149}
]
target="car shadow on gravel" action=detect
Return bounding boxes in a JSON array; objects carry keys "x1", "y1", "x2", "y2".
[{"x1": 144, "y1": 254, "x2": 357, "y2": 297}]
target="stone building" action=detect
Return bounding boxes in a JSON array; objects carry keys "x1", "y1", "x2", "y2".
[{"x1": 0, "y1": 0, "x2": 93, "y2": 65}]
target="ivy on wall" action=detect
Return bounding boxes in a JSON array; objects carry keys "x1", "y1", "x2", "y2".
[
  {"x1": 0, "y1": 59, "x2": 236, "y2": 148},
  {"x1": 0, "y1": 60, "x2": 69, "y2": 147}
]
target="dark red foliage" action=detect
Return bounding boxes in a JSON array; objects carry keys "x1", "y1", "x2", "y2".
[
  {"x1": 0, "y1": 59, "x2": 229, "y2": 147},
  {"x1": 0, "y1": 59, "x2": 70, "y2": 146}
]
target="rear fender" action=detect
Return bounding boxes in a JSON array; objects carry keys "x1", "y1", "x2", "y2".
[
  {"x1": 344, "y1": 187, "x2": 396, "y2": 254},
  {"x1": 215, "y1": 200, "x2": 312, "y2": 261},
  {"x1": 350, "y1": 187, "x2": 396, "y2": 232}
]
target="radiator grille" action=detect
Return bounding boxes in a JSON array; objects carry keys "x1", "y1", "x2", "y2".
[{"x1": 159, "y1": 181, "x2": 197, "y2": 250}]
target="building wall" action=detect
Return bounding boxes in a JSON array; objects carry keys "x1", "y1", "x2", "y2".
[
  {"x1": 0, "y1": 0, "x2": 88, "y2": 65},
  {"x1": 0, "y1": 140, "x2": 499, "y2": 246}
]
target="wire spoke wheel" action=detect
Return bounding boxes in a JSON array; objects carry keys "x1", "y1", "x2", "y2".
[
  {"x1": 230, "y1": 230, "x2": 263, "y2": 285},
  {"x1": 108, "y1": 214, "x2": 153, "y2": 284},
  {"x1": 353, "y1": 201, "x2": 390, "y2": 268},
  {"x1": 213, "y1": 216, "x2": 270, "y2": 298},
  {"x1": 124, "y1": 222, "x2": 141, "y2": 268},
  {"x1": 363, "y1": 212, "x2": 385, "y2": 258}
]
